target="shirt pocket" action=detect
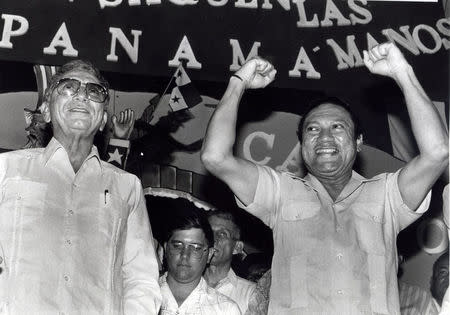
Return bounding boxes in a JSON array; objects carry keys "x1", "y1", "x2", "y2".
[
  {"x1": 3, "y1": 179, "x2": 47, "y2": 227},
  {"x1": 282, "y1": 200, "x2": 321, "y2": 221},
  {"x1": 352, "y1": 202, "x2": 386, "y2": 255},
  {"x1": 353, "y1": 202, "x2": 389, "y2": 315}
]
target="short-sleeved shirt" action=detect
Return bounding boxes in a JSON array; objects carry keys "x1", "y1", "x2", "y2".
[
  {"x1": 237, "y1": 165, "x2": 430, "y2": 315},
  {"x1": 159, "y1": 274, "x2": 241, "y2": 315},
  {"x1": 215, "y1": 268, "x2": 256, "y2": 313}
]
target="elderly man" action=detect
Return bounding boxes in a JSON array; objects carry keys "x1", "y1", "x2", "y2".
[
  {"x1": 201, "y1": 42, "x2": 449, "y2": 314},
  {"x1": 0, "y1": 60, "x2": 161, "y2": 314},
  {"x1": 204, "y1": 210, "x2": 256, "y2": 314},
  {"x1": 159, "y1": 200, "x2": 241, "y2": 315}
]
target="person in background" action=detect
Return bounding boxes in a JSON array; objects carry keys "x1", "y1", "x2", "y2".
[
  {"x1": 0, "y1": 60, "x2": 161, "y2": 314},
  {"x1": 204, "y1": 210, "x2": 256, "y2": 314},
  {"x1": 201, "y1": 42, "x2": 449, "y2": 314},
  {"x1": 431, "y1": 252, "x2": 449, "y2": 311},
  {"x1": 159, "y1": 200, "x2": 241, "y2": 315}
]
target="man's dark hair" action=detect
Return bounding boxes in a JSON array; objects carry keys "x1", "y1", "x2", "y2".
[
  {"x1": 44, "y1": 60, "x2": 110, "y2": 103},
  {"x1": 207, "y1": 209, "x2": 241, "y2": 240},
  {"x1": 164, "y1": 198, "x2": 214, "y2": 248},
  {"x1": 296, "y1": 97, "x2": 363, "y2": 142},
  {"x1": 431, "y1": 251, "x2": 449, "y2": 306}
]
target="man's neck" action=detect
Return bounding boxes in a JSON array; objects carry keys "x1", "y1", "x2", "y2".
[
  {"x1": 55, "y1": 135, "x2": 94, "y2": 173},
  {"x1": 167, "y1": 275, "x2": 201, "y2": 307},
  {"x1": 204, "y1": 262, "x2": 231, "y2": 288},
  {"x1": 314, "y1": 171, "x2": 352, "y2": 201}
]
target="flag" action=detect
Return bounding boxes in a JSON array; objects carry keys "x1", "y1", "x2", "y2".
[{"x1": 168, "y1": 65, "x2": 202, "y2": 112}]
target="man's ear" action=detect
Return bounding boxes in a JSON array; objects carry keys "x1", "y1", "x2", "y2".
[
  {"x1": 356, "y1": 134, "x2": 363, "y2": 152},
  {"x1": 232, "y1": 240, "x2": 244, "y2": 255},
  {"x1": 99, "y1": 111, "x2": 108, "y2": 132},
  {"x1": 41, "y1": 102, "x2": 51, "y2": 123}
]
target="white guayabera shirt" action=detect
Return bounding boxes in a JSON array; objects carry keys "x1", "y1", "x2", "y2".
[{"x1": 0, "y1": 138, "x2": 161, "y2": 315}]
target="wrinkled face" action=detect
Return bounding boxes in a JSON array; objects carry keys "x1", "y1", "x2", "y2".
[
  {"x1": 301, "y1": 103, "x2": 362, "y2": 180},
  {"x1": 165, "y1": 228, "x2": 213, "y2": 285},
  {"x1": 43, "y1": 70, "x2": 108, "y2": 140},
  {"x1": 208, "y1": 216, "x2": 240, "y2": 266}
]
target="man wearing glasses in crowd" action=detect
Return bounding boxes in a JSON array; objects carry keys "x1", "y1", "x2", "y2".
[
  {"x1": 159, "y1": 200, "x2": 241, "y2": 314},
  {"x1": 0, "y1": 60, "x2": 161, "y2": 314}
]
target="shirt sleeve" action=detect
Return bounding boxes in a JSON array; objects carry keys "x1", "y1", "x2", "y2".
[
  {"x1": 122, "y1": 176, "x2": 161, "y2": 314},
  {"x1": 235, "y1": 164, "x2": 281, "y2": 228},
  {"x1": 386, "y1": 169, "x2": 432, "y2": 232}
]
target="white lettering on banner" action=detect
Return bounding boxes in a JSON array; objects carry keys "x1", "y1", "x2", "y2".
[
  {"x1": 99, "y1": 0, "x2": 123, "y2": 9},
  {"x1": 0, "y1": 14, "x2": 29, "y2": 49},
  {"x1": 289, "y1": 46, "x2": 321, "y2": 78},
  {"x1": 348, "y1": 0, "x2": 372, "y2": 25},
  {"x1": 326, "y1": 35, "x2": 364, "y2": 70},
  {"x1": 320, "y1": 0, "x2": 351, "y2": 27},
  {"x1": 43, "y1": 23, "x2": 78, "y2": 57},
  {"x1": 229, "y1": 39, "x2": 261, "y2": 71},
  {"x1": 412, "y1": 24, "x2": 442, "y2": 54},
  {"x1": 382, "y1": 26, "x2": 421, "y2": 55},
  {"x1": 0, "y1": 10, "x2": 448, "y2": 78},
  {"x1": 168, "y1": 35, "x2": 202, "y2": 69},
  {"x1": 106, "y1": 27, "x2": 142, "y2": 63},
  {"x1": 243, "y1": 131, "x2": 275, "y2": 164},
  {"x1": 436, "y1": 18, "x2": 450, "y2": 49}
]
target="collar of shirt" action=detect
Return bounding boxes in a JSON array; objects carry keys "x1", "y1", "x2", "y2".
[
  {"x1": 292, "y1": 170, "x2": 381, "y2": 204},
  {"x1": 43, "y1": 137, "x2": 103, "y2": 173},
  {"x1": 216, "y1": 268, "x2": 238, "y2": 289},
  {"x1": 159, "y1": 273, "x2": 205, "y2": 313}
]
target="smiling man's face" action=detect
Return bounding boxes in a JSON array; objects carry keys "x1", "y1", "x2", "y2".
[
  {"x1": 43, "y1": 70, "x2": 107, "y2": 140},
  {"x1": 301, "y1": 103, "x2": 362, "y2": 181}
]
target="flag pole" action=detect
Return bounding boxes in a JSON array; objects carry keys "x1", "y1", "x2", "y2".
[{"x1": 154, "y1": 65, "x2": 180, "y2": 111}]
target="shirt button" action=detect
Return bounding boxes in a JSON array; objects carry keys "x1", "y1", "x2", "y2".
[
  {"x1": 372, "y1": 215, "x2": 379, "y2": 221},
  {"x1": 64, "y1": 275, "x2": 70, "y2": 282},
  {"x1": 337, "y1": 289, "x2": 343, "y2": 295},
  {"x1": 66, "y1": 239, "x2": 72, "y2": 245},
  {"x1": 68, "y1": 209, "x2": 74, "y2": 215},
  {"x1": 336, "y1": 226, "x2": 343, "y2": 232},
  {"x1": 337, "y1": 253, "x2": 343, "y2": 260}
]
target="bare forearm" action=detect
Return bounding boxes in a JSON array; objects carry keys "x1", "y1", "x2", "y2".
[
  {"x1": 394, "y1": 65, "x2": 448, "y2": 162},
  {"x1": 201, "y1": 77, "x2": 245, "y2": 169}
]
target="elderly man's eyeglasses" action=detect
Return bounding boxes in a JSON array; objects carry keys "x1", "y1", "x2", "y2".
[
  {"x1": 55, "y1": 78, "x2": 109, "y2": 103},
  {"x1": 168, "y1": 241, "x2": 208, "y2": 259}
]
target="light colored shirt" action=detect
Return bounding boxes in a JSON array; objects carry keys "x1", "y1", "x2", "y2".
[
  {"x1": 237, "y1": 165, "x2": 431, "y2": 315},
  {"x1": 440, "y1": 288, "x2": 450, "y2": 315},
  {"x1": 214, "y1": 268, "x2": 256, "y2": 314},
  {"x1": 159, "y1": 274, "x2": 241, "y2": 315},
  {"x1": 0, "y1": 138, "x2": 161, "y2": 314},
  {"x1": 399, "y1": 280, "x2": 439, "y2": 315}
]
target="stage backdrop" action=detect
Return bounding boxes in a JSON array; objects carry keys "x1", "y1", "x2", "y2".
[{"x1": 0, "y1": 0, "x2": 448, "y2": 291}]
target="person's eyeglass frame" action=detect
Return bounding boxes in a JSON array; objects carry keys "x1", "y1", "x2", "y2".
[
  {"x1": 167, "y1": 240, "x2": 209, "y2": 260},
  {"x1": 54, "y1": 77, "x2": 109, "y2": 103}
]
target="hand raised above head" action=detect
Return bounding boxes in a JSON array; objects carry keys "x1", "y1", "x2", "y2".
[
  {"x1": 234, "y1": 57, "x2": 277, "y2": 90},
  {"x1": 363, "y1": 42, "x2": 410, "y2": 80},
  {"x1": 112, "y1": 108, "x2": 135, "y2": 140}
]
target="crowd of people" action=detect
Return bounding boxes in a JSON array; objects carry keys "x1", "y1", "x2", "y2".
[{"x1": 0, "y1": 41, "x2": 448, "y2": 315}]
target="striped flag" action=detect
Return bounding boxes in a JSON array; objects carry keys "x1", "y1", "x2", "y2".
[
  {"x1": 168, "y1": 65, "x2": 202, "y2": 112},
  {"x1": 33, "y1": 64, "x2": 59, "y2": 110}
]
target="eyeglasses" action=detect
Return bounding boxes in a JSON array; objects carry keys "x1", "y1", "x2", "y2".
[
  {"x1": 167, "y1": 241, "x2": 208, "y2": 259},
  {"x1": 55, "y1": 78, "x2": 109, "y2": 103}
]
